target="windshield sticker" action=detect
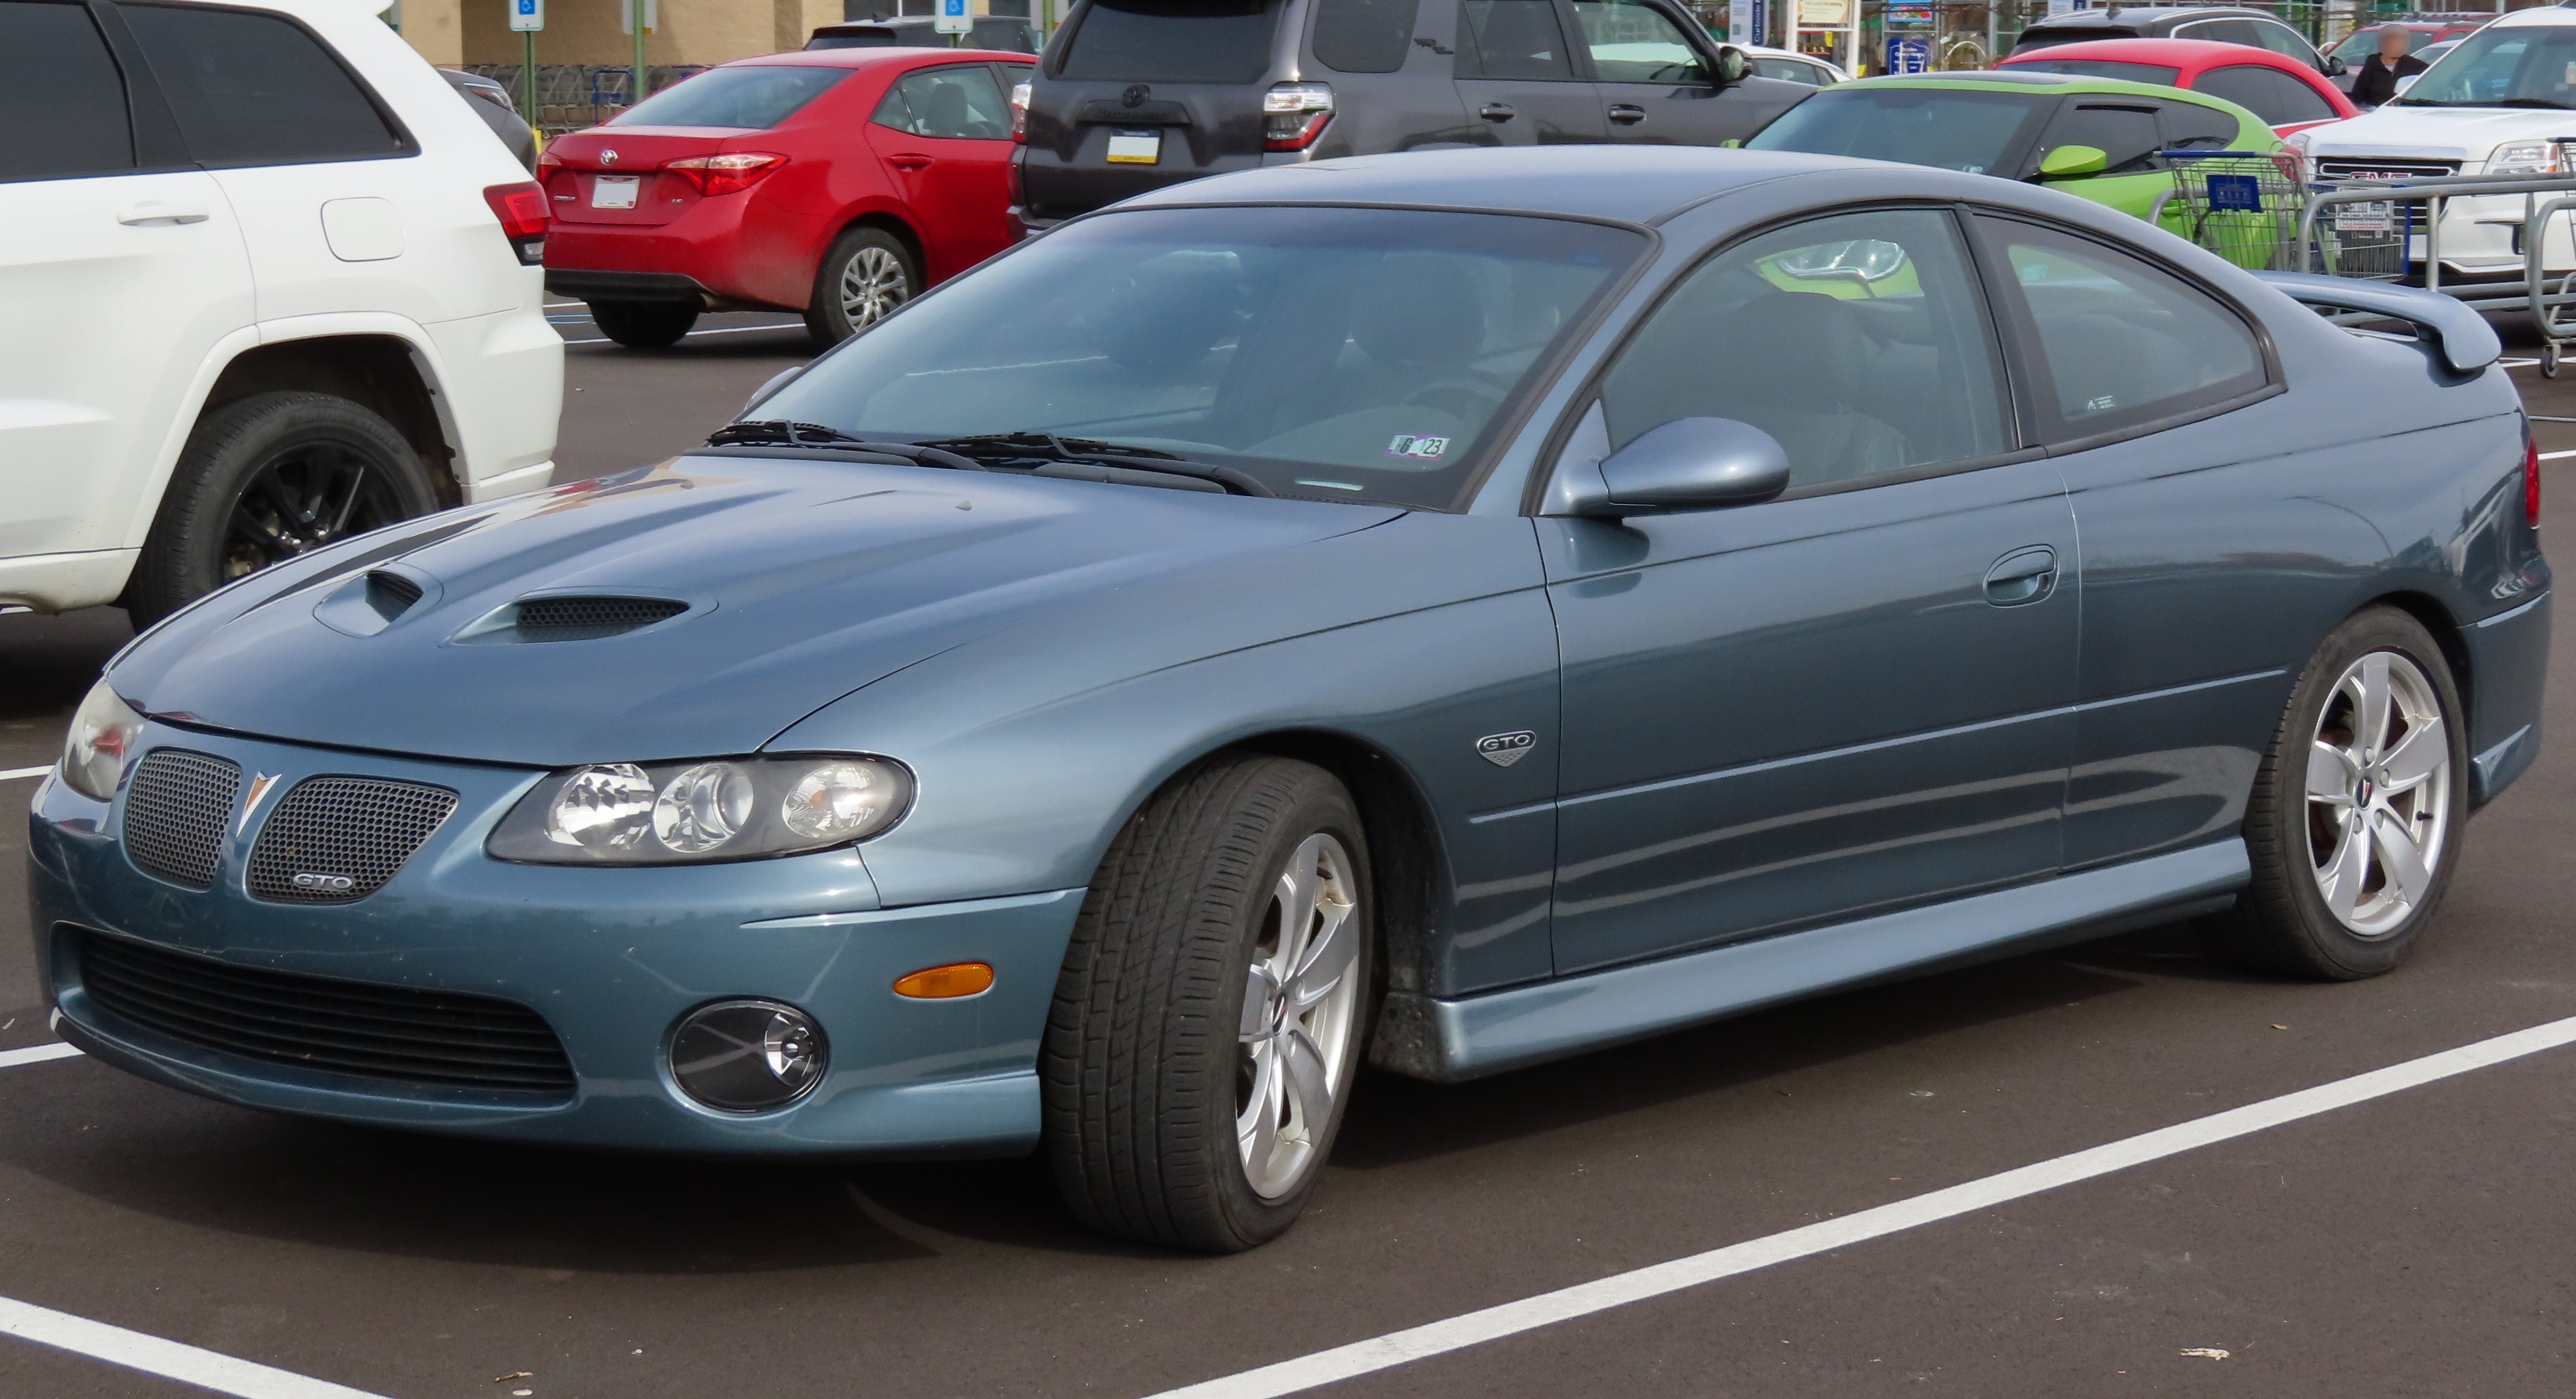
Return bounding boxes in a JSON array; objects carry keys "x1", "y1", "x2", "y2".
[{"x1": 1387, "y1": 434, "x2": 1451, "y2": 460}]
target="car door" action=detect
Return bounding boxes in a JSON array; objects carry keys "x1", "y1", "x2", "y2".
[
  {"x1": 2024, "y1": 99, "x2": 2170, "y2": 219},
  {"x1": 865, "y1": 62, "x2": 1019, "y2": 281},
  {"x1": 1965, "y1": 211, "x2": 2306, "y2": 870},
  {"x1": 0, "y1": 0, "x2": 249, "y2": 581},
  {"x1": 1453, "y1": 0, "x2": 1605, "y2": 144},
  {"x1": 1542, "y1": 206, "x2": 2077, "y2": 975},
  {"x1": 1568, "y1": 0, "x2": 1795, "y2": 144}
]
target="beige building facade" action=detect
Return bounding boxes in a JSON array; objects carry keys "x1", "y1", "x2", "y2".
[{"x1": 393, "y1": 0, "x2": 1013, "y2": 68}]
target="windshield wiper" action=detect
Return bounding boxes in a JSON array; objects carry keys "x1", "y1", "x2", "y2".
[
  {"x1": 705, "y1": 420, "x2": 986, "y2": 470},
  {"x1": 2495, "y1": 98, "x2": 2576, "y2": 110},
  {"x1": 910, "y1": 432, "x2": 1275, "y2": 497}
]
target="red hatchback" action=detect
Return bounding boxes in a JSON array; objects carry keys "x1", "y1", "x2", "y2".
[
  {"x1": 1999, "y1": 37, "x2": 2359, "y2": 137},
  {"x1": 542, "y1": 48, "x2": 1035, "y2": 348}
]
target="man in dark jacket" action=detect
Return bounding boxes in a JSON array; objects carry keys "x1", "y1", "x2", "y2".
[{"x1": 2350, "y1": 26, "x2": 2429, "y2": 107}]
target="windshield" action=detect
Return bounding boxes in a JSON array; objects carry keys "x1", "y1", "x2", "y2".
[
  {"x1": 2331, "y1": 24, "x2": 2434, "y2": 63},
  {"x1": 611, "y1": 65, "x2": 845, "y2": 127},
  {"x1": 1058, "y1": 0, "x2": 1283, "y2": 82},
  {"x1": 1747, "y1": 87, "x2": 2052, "y2": 176},
  {"x1": 753, "y1": 205, "x2": 1645, "y2": 510},
  {"x1": 2399, "y1": 23, "x2": 2576, "y2": 108},
  {"x1": 2006, "y1": 58, "x2": 2181, "y2": 87}
]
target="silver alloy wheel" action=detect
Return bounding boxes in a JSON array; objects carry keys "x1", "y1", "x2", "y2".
[
  {"x1": 1236, "y1": 832, "x2": 1362, "y2": 1200},
  {"x1": 2306, "y1": 650, "x2": 2452, "y2": 936},
  {"x1": 838, "y1": 246, "x2": 908, "y2": 328}
]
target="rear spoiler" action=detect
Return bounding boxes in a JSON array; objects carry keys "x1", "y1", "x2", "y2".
[{"x1": 2255, "y1": 272, "x2": 2501, "y2": 374}]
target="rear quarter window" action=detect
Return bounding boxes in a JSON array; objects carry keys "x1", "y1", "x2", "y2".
[
  {"x1": 1058, "y1": 0, "x2": 1282, "y2": 83},
  {"x1": 1312, "y1": 0, "x2": 1420, "y2": 73},
  {"x1": 120, "y1": 2, "x2": 407, "y2": 167},
  {"x1": 612, "y1": 65, "x2": 846, "y2": 128}
]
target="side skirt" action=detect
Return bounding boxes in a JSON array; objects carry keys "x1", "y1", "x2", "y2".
[{"x1": 1385, "y1": 840, "x2": 2249, "y2": 1082}]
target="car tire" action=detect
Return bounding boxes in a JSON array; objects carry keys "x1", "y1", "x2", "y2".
[
  {"x1": 1043, "y1": 755, "x2": 1376, "y2": 1253},
  {"x1": 804, "y1": 226, "x2": 918, "y2": 347},
  {"x1": 2200, "y1": 606, "x2": 2469, "y2": 980},
  {"x1": 126, "y1": 391, "x2": 438, "y2": 627},
  {"x1": 588, "y1": 300, "x2": 698, "y2": 348}
]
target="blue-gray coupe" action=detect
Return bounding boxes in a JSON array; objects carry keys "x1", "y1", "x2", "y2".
[{"x1": 30, "y1": 147, "x2": 2549, "y2": 1252}]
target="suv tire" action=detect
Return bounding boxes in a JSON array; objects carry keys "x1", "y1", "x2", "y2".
[
  {"x1": 588, "y1": 300, "x2": 699, "y2": 348},
  {"x1": 805, "y1": 226, "x2": 918, "y2": 346},
  {"x1": 127, "y1": 391, "x2": 437, "y2": 626},
  {"x1": 1043, "y1": 755, "x2": 1375, "y2": 1252}
]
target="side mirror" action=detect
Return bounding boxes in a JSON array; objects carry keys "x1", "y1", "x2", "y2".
[
  {"x1": 2325, "y1": 55, "x2": 2348, "y2": 76},
  {"x1": 1559, "y1": 417, "x2": 1790, "y2": 518},
  {"x1": 2394, "y1": 73, "x2": 2420, "y2": 97},
  {"x1": 2035, "y1": 143, "x2": 2108, "y2": 180},
  {"x1": 1715, "y1": 45, "x2": 1748, "y2": 86}
]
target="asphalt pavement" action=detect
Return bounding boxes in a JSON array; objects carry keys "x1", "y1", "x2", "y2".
[{"x1": 5, "y1": 312, "x2": 2576, "y2": 1398}]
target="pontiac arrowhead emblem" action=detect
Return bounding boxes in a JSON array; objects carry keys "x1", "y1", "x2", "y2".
[
  {"x1": 239, "y1": 772, "x2": 282, "y2": 834},
  {"x1": 1475, "y1": 731, "x2": 1536, "y2": 768}
]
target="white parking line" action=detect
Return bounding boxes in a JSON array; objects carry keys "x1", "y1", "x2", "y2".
[
  {"x1": 0, "y1": 1043, "x2": 80, "y2": 1070},
  {"x1": 2, "y1": 765, "x2": 51, "y2": 782},
  {"x1": 1, "y1": 1294, "x2": 390, "y2": 1399},
  {"x1": 1146, "y1": 1012, "x2": 2576, "y2": 1399},
  {"x1": 2540, "y1": 449, "x2": 2576, "y2": 462},
  {"x1": 562, "y1": 322, "x2": 805, "y2": 347}
]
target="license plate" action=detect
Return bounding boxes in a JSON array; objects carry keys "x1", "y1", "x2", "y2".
[
  {"x1": 1105, "y1": 129, "x2": 1161, "y2": 165},
  {"x1": 2335, "y1": 200, "x2": 2394, "y2": 233},
  {"x1": 591, "y1": 174, "x2": 640, "y2": 209}
]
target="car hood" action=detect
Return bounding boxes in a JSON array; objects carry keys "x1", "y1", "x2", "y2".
[
  {"x1": 112, "y1": 457, "x2": 1403, "y2": 768},
  {"x1": 2301, "y1": 104, "x2": 2574, "y2": 161}
]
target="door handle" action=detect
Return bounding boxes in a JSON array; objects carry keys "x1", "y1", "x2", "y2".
[
  {"x1": 1608, "y1": 103, "x2": 1646, "y2": 125},
  {"x1": 887, "y1": 154, "x2": 934, "y2": 171},
  {"x1": 1479, "y1": 102, "x2": 1516, "y2": 121},
  {"x1": 117, "y1": 202, "x2": 209, "y2": 226},
  {"x1": 1982, "y1": 546, "x2": 2059, "y2": 607}
]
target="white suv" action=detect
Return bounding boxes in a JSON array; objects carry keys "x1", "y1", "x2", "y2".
[
  {"x1": 2291, "y1": 5, "x2": 2576, "y2": 278},
  {"x1": 0, "y1": 0, "x2": 561, "y2": 624}
]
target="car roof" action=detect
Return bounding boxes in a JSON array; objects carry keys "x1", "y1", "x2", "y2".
[
  {"x1": 1836, "y1": 69, "x2": 2247, "y2": 108},
  {"x1": 2001, "y1": 36, "x2": 2327, "y2": 73},
  {"x1": 2477, "y1": 3, "x2": 2576, "y2": 28},
  {"x1": 722, "y1": 45, "x2": 1033, "y2": 68},
  {"x1": 1119, "y1": 146, "x2": 1898, "y2": 226}
]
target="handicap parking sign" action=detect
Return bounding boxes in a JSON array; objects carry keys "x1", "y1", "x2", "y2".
[
  {"x1": 508, "y1": 0, "x2": 543, "y2": 30},
  {"x1": 936, "y1": 0, "x2": 971, "y2": 32}
]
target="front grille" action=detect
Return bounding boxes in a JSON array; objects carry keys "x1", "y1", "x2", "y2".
[
  {"x1": 512, "y1": 596, "x2": 687, "y2": 640},
  {"x1": 122, "y1": 749, "x2": 243, "y2": 890},
  {"x1": 2317, "y1": 158, "x2": 2460, "y2": 180},
  {"x1": 77, "y1": 930, "x2": 576, "y2": 1095},
  {"x1": 245, "y1": 777, "x2": 458, "y2": 904}
]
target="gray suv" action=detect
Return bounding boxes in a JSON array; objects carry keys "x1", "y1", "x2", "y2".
[{"x1": 1011, "y1": 0, "x2": 1807, "y2": 232}]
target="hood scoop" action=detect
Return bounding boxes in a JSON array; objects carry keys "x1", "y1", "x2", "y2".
[
  {"x1": 455, "y1": 594, "x2": 694, "y2": 644},
  {"x1": 312, "y1": 569, "x2": 436, "y2": 637}
]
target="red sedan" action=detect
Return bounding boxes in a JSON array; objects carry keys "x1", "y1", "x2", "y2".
[
  {"x1": 542, "y1": 48, "x2": 1035, "y2": 349},
  {"x1": 1998, "y1": 37, "x2": 2359, "y2": 137}
]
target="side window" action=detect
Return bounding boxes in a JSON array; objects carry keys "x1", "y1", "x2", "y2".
[
  {"x1": 2036, "y1": 102, "x2": 2163, "y2": 175},
  {"x1": 2174, "y1": 18, "x2": 2262, "y2": 49},
  {"x1": 2159, "y1": 96, "x2": 2243, "y2": 150},
  {"x1": 1457, "y1": 0, "x2": 1575, "y2": 81},
  {"x1": 118, "y1": 3, "x2": 404, "y2": 166},
  {"x1": 2249, "y1": 20, "x2": 2320, "y2": 64},
  {"x1": 1975, "y1": 216, "x2": 2267, "y2": 441},
  {"x1": 2189, "y1": 65, "x2": 2288, "y2": 125},
  {"x1": 1597, "y1": 208, "x2": 2011, "y2": 491},
  {"x1": 0, "y1": 1, "x2": 135, "y2": 181},
  {"x1": 1569, "y1": 0, "x2": 1709, "y2": 85},
  {"x1": 872, "y1": 65, "x2": 1011, "y2": 138},
  {"x1": 1313, "y1": 0, "x2": 1421, "y2": 73},
  {"x1": 2258, "y1": 68, "x2": 2337, "y2": 124}
]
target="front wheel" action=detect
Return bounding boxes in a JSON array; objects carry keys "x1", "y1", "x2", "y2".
[
  {"x1": 804, "y1": 227, "x2": 919, "y2": 347},
  {"x1": 2201, "y1": 607, "x2": 2468, "y2": 979},
  {"x1": 1043, "y1": 756, "x2": 1374, "y2": 1252}
]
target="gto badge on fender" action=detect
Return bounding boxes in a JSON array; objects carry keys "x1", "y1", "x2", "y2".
[{"x1": 1475, "y1": 731, "x2": 1536, "y2": 768}]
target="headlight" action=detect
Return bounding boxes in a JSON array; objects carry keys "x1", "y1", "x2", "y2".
[
  {"x1": 487, "y1": 753, "x2": 912, "y2": 865},
  {"x1": 2490, "y1": 142, "x2": 2564, "y2": 176},
  {"x1": 59, "y1": 679, "x2": 145, "y2": 802}
]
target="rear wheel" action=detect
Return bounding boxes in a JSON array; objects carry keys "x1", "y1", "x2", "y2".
[
  {"x1": 2201, "y1": 607, "x2": 2468, "y2": 979},
  {"x1": 804, "y1": 226, "x2": 918, "y2": 347},
  {"x1": 587, "y1": 300, "x2": 698, "y2": 348}
]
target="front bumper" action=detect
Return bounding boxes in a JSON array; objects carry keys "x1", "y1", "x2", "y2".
[{"x1": 27, "y1": 723, "x2": 1082, "y2": 1157}]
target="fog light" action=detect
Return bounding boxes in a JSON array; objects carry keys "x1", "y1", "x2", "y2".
[{"x1": 669, "y1": 1000, "x2": 828, "y2": 1112}]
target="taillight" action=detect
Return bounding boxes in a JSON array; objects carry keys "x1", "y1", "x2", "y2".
[
  {"x1": 664, "y1": 152, "x2": 787, "y2": 197},
  {"x1": 2526, "y1": 430, "x2": 2543, "y2": 529},
  {"x1": 1263, "y1": 81, "x2": 1333, "y2": 152},
  {"x1": 1010, "y1": 80, "x2": 1031, "y2": 143},
  {"x1": 481, "y1": 181, "x2": 547, "y2": 266}
]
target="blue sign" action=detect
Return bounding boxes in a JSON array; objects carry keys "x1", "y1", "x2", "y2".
[
  {"x1": 1886, "y1": 37, "x2": 1930, "y2": 74},
  {"x1": 2206, "y1": 172, "x2": 2263, "y2": 212}
]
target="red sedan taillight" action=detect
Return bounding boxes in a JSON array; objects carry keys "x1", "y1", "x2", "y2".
[
  {"x1": 481, "y1": 181, "x2": 547, "y2": 266},
  {"x1": 664, "y1": 152, "x2": 787, "y2": 196}
]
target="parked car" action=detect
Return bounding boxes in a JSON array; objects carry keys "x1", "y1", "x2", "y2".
[
  {"x1": 542, "y1": 47, "x2": 1035, "y2": 348},
  {"x1": 1740, "y1": 43, "x2": 1846, "y2": 86},
  {"x1": 1010, "y1": 0, "x2": 1808, "y2": 233},
  {"x1": 35, "y1": 144, "x2": 2545, "y2": 1253},
  {"x1": 0, "y1": 0, "x2": 561, "y2": 622},
  {"x1": 1746, "y1": 72, "x2": 2289, "y2": 261},
  {"x1": 2288, "y1": 3, "x2": 2576, "y2": 279},
  {"x1": 1999, "y1": 36, "x2": 2358, "y2": 136},
  {"x1": 2009, "y1": 5, "x2": 2338, "y2": 78},
  {"x1": 806, "y1": 15, "x2": 1040, "y2": 53},
  {"x1": 2325, "y1": 17, "x2": 2489, "y2": 92},
  {"x1": 439, "y1": 67, "x2": 540, "y2": 169}
]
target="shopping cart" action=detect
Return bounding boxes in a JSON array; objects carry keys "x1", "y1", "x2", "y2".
[{"x1": 2156, "y1": 150, "x2": 2307, "y2": 272}]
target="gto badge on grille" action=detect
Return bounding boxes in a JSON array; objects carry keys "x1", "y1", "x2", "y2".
[
  {"x1": 1475, "y1": 731, "x2": 1537, "y2": 768},
  {"x1": 238, "y1": 772, "x2": 281, "y2": 834},
  {"x1": 291, "y1": 872, "x2": 356, "y2": 893}
]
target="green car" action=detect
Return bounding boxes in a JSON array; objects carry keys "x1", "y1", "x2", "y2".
[{"x1": 1744, "y1": 72, "x2": 2291, "y2": 266}]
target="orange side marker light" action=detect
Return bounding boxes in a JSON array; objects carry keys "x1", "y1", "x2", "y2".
[{"x1": 893, "y1": 962, "x2": 995, "y2": 999}]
